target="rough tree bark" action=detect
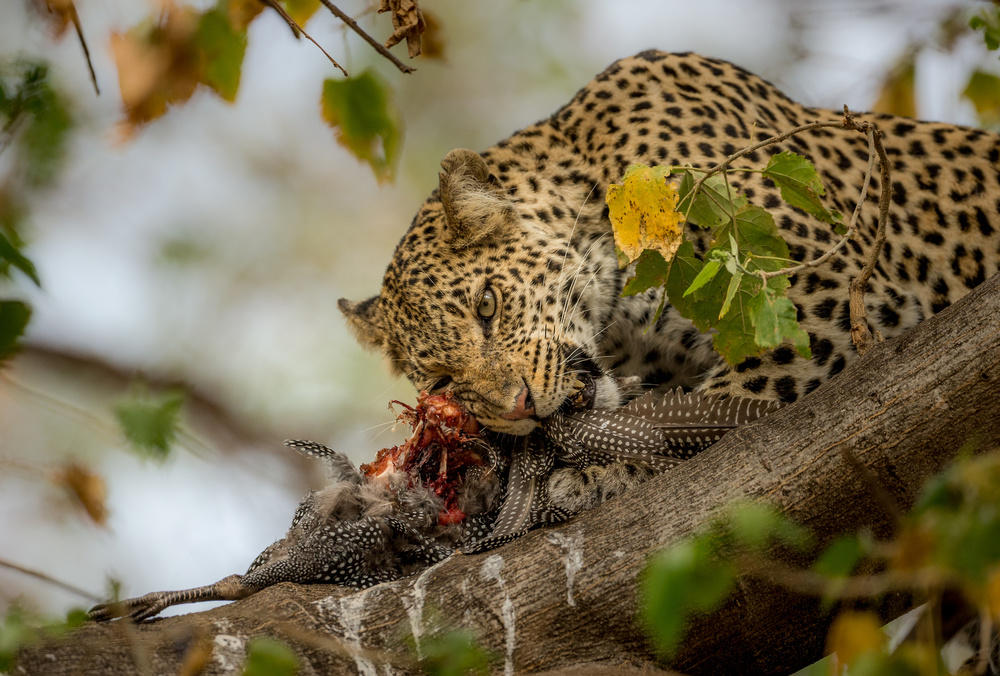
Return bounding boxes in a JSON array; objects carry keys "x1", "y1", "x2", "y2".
[{"x1": 15, "y1": 271, "x2": 1000, "y2": 676}]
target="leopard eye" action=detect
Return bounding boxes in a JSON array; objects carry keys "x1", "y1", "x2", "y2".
[{"x1": 477, "y1": 288, "x2": 497, "y2": 319}]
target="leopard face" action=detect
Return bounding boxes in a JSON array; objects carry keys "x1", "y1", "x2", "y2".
[
  {"x1": 342, "y1": 51, "x2": 1000, "y2": 434},
  {"x1": 340, "y1": 150, "x2": 624, "y2": 435}
]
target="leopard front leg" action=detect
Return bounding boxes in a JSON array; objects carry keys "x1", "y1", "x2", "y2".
[{"x1": 546, "y1": 462, "x2": 654, "y2": 514}]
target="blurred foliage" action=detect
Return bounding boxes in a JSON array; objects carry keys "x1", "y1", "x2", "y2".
[
  {"x1": 873, "y1": 5, "x2": 1000, "y2": 130},
  {"x1": 405, "y1": 621, "x2": 494, "y2": 676},
  {"x1": 610, "y1": 151, "x2": 833, "y2": 365},
  {"x1": 970, "y1": 5, "x2": 1000, "y2": 53},
  {"x1": 0, "y1": 60, "x2": 71, "y2": 365},
  {"x1": 641, "y1": 450, "x2": 1000, "y2": 673},
  {"x1": 113, "y1": 386, "x2": 186, "y2": 460},
  {"x1": 0, "y1": 603, "x2": 87, "y2": 672},
  {"x1": 108, "y1": 0, "x2": 414, "y2": 180},
  {"x1": 0, "y1": 60, "x2": 72, "y2": 188},
  {"x1": 242, "y1": 636, "x2": 299, "y2": 676},
  {"x1": 321, "y1": 70, "x2": 402, "y2": 183}
]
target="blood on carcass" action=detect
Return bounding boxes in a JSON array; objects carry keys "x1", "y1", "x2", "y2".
[{"x1": 360, "y1": 391, "x2": 485, "y2": 525}]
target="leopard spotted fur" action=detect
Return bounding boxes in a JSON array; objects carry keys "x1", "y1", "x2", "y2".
[{"x1": 341, "y1": 50, "x2": 1000, "y2": 435}]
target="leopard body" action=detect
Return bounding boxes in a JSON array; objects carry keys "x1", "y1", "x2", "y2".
[{"x1": 341, "y1": 50, "x2": 1000, "y2": 435}]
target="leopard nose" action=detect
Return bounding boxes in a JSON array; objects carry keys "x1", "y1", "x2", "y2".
[{"x1": 500, "y1": 385, "x2": 535, "y2": 420}]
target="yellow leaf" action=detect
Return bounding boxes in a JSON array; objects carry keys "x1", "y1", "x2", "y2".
[
  {"x1": 606, "y1": 164, "x2": 683, "y2": 268},
  {"x1": 963, "y1": 70, "x2": 1000, "y2": 127},
  {"x1": 987, "y1": 567, "x2": 1000, "y2": 621},
  {"x1": 282, "y1": 0, "x2": 320, "y2": 26},
  {"x1": 873, "y1": 58, "x2": 916, "y2": 118},
  {"x1": 827, "y1": 611, "x2": 884, "y2": 668}
]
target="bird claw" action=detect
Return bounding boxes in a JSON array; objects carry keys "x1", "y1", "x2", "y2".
[{"x1": 88, "y1": 593, "x2": 169, "y2": 622}]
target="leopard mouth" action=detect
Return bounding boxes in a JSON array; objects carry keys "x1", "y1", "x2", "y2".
[{"x1": 558, "y1": 347, "x2": 603, "y2": 414}]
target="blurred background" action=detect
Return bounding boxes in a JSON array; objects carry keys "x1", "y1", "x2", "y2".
[{"x1": 0, "y1": 0, "x2": 996, "y2": 619}]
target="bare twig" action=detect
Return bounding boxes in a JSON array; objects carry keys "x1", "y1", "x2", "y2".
[
  {"x1": 317, "y1": 0, "x2": 416, "y2": 74},
  {"x1": 0, "y1": 557, "x2": 101, "y2": 603},
  {"x1": 847, "y1": 113, "x2": 892, "y2": 355},
  {"x1": 67, "y1": 3, "x2": 99, "y2": 95},
  {"x1": 259, "y1": 0, "x2": 349, "y2": 77}
]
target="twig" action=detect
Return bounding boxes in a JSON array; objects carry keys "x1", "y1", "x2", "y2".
[
  {"x1": 753, "y1": 126, "x2": 877, "y2": 282},
  {"x1": 847, "y1": 112, "x2": 891, "y2": 355},
  {"x1": 680, "y1": 109, "x2": 891, "y2": 355},
  {"x1": 317, "y1": 0, "x2": 416, "y2": 74},
  {"x1": 259, "y1": 0, "x2": 349, "y2": 77},
  {"x1": 67, "y1": 3, "x2": 99, "y2": 95},
  {"x1": 0, "y1": 557, "x2": 101, "y2": 603}
]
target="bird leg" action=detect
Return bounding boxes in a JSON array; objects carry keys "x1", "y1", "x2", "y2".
[{"x1": 88, "y1": 574, "x2": 255, "y2": 622}]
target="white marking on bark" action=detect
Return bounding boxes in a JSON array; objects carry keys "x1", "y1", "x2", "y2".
[
  {"x1": 401, "y1": 562, "x2": 437, "y2": 659},
  {"x1": 212, "y1": 634, "x2": 246, "y2": 673},
  {"x1": 480, "y1": 554, "x2": 516, "y2": 676},
  {"x1": 316, "y1": 589, "x2": 378, "y2": 676},
  {"x1": 546, "y1": 531, "x2": 585, "y2": 606}
]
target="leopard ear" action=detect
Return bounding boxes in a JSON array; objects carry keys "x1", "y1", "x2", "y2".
[
  {"x1": 438, "y1": 148, "x2": 517, "y2": 248},
  {"x1": 338, "y1": 296, "x2": 386, "y2": 349}
]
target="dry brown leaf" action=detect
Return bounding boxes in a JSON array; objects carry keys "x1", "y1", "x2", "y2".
[
  {"x1": 110, "y1": 3, "x2": 201, "y2": 135},
  {"x1": 419, "y1": 8, "x2": 444, "y2": 60},
  {"x1": 55, "y1": 462, "x2": 109, "y2": 526},
  {"x1": 29, "y1": 0, "x2": 74, "y2": 37},
  {"x1": 378, "y1": 0, "x2": 425, "y2": 58}
]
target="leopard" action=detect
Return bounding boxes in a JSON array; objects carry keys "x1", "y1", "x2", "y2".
[{"x1": 340, "y1": 50, "x2": 1000, "y2": 439}]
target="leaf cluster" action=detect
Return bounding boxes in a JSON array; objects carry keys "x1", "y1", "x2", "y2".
[
  {"x1": 609, "y1": 150, "x2": 841, "y2": 364},
  {"x1": 640, "y1": 450, "x2": 1000, "y2": 674},
  {"x1": 0, "y1": 604, "x2": 88, "y2": 672}
]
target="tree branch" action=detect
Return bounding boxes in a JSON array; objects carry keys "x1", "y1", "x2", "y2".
[{"x1": 15, "y1": 271, "x2": 1000, "y2": 675}]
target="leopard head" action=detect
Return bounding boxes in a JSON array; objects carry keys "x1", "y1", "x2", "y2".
[{"x1": 340, "y1": 149, "x2": 621, "y2": 434}]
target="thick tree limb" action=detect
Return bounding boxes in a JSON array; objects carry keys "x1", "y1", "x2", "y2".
[{"x1": 15, "y1": 272, "x2": 1000, "y2": 675}]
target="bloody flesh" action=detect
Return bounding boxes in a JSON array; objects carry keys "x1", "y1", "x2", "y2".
[{"x1": 360, "y1": 391, "x2": 486, "y2": 524}]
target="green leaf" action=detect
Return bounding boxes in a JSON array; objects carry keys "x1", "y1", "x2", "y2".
[
  {"x1": 683, "y1": 259, "x2": 721, "y2": 297},
  {"x1": 716, "y1": 204, "x2": 789, "y2": 265},
  {"x1": 0, "y1": 300, "x2": 31, "y2": 364},
  {"x1": 718, "y1": 268, "x2": 742, "y2": 319},
  {"x1": 622, "y1": 249, "x2": 671, "y2": 296},
  {"x1": 1, "y1": 62, "x2": 73, "y2": 187},
  {"x1": 196, "y1": 8, "x2": 247, "y2": 103},
  {"x1": 750, "y1": 286, "x2": 811, "y2": 358},
  {"x1": 762, "y1": 151, "x2": 840, "y2": 224},
  {"x1": 0, "y1": 230, "x2": 40, "y2": 286},
  {"x1": 321, "y1": 70, "x2": 402, "y2": 183},
  {"x1": 416, "y1": 629, "x2": 493, "y2": 676},
  {"x1": 722, "y1": 502, "x2": 811, "y2": 553},
  {"x1": 114, "y1": 388, "x2": 185, "y2": 460},
  {"x1": 641, "y1": 537, "x2": 736, "y2": 658},
  {"x1": 677, "y1": 170, "x2": 747, "y2": 230},
  {"x1": 971, "y1": 9, "x2": 1000, "y2": 51},
  {"x1": 813, "y1": 535, "x2": 865, "y2": 578},
  {"x1": 243, "y1": 637, "x2": 298, "y2": 676}
]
